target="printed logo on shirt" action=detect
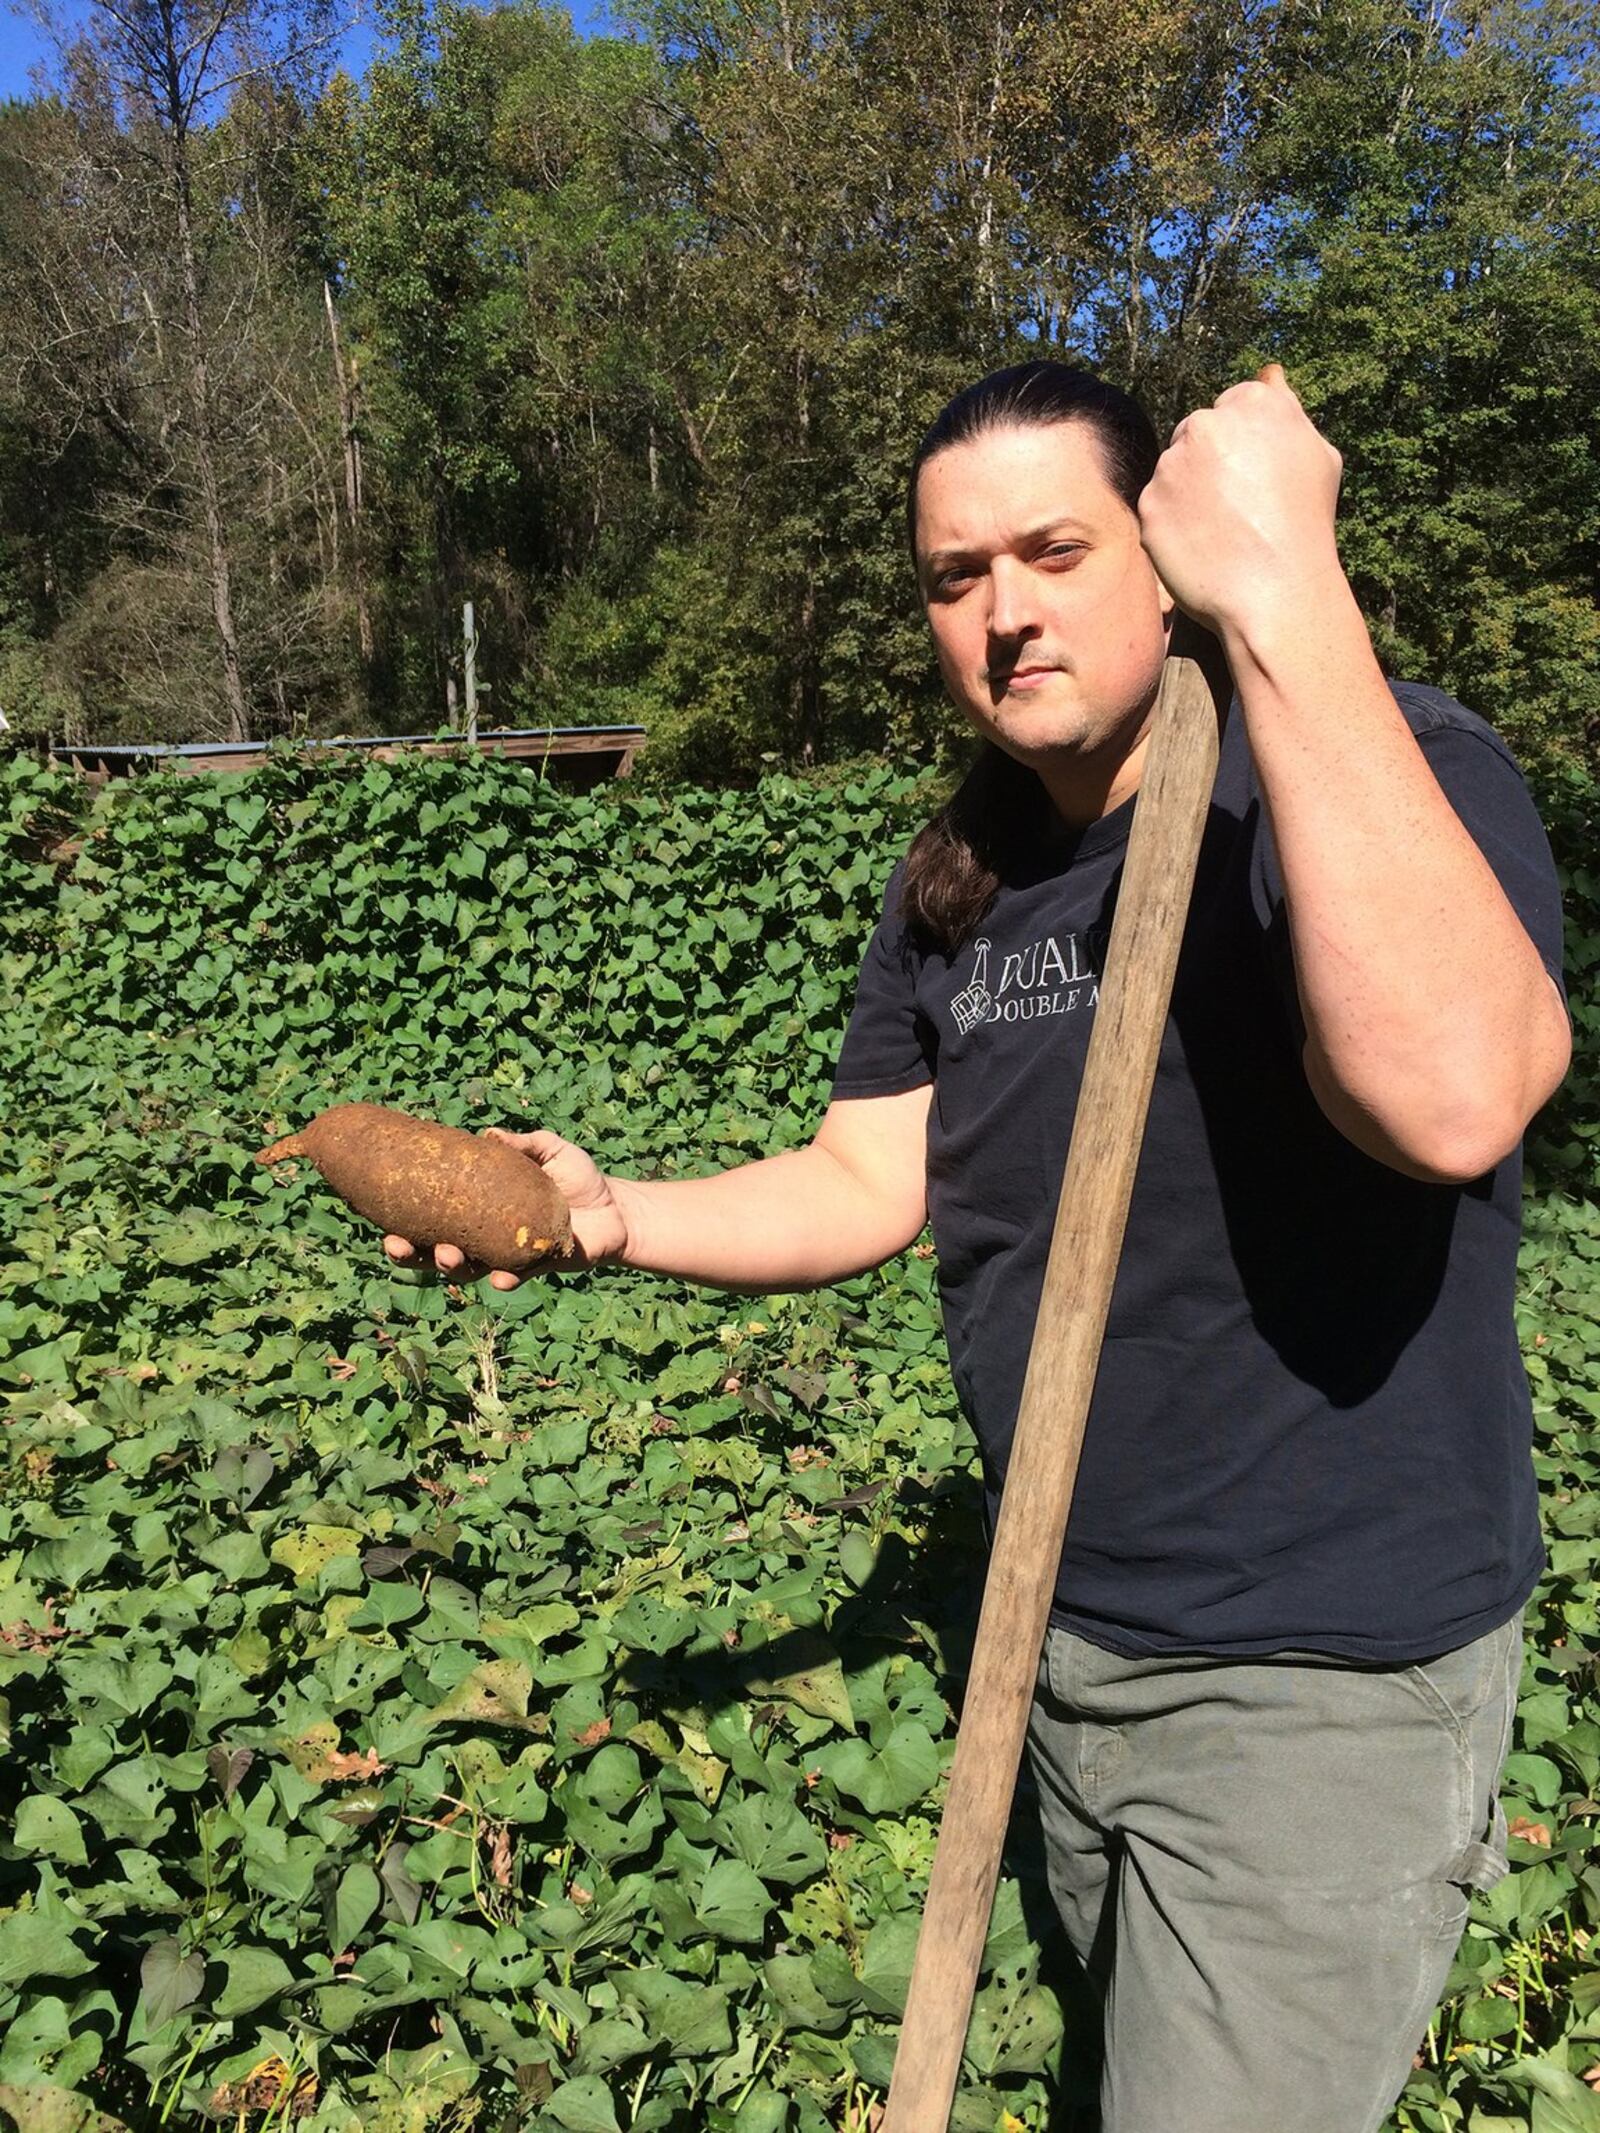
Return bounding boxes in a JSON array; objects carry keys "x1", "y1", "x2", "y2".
[{"x1": 948, "y1": 930, "x2": 1105, "y2": 1034}]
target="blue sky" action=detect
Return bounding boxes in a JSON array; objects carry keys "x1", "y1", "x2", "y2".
[
  {"x1": 0, "y1": 0, "x2": 612, "y2": 103},
  {"x1": 4, "y1": 2, "x2": 83, "y2": 100}
]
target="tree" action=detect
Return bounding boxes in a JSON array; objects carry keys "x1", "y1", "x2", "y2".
[
  {"x1": 2, "y1": 0, "x2": 1596, "y2": 768},
  {"x1": 1247, "y1": 0, "x2": 1600, "y2": 765},
  {"x1": 313, "y1": 0, "x2": 521, "y2": 720},
  {"x1": 4, "y1": 0, "x2": 343, "y2": 740}
]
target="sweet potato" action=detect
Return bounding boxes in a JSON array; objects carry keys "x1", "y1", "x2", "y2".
[{"x1": 255, "y1": 1102, "x2": 573, "y2": 1271}]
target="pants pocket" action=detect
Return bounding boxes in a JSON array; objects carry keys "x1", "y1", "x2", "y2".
[
  {"x1": 1429, "y1": 1624, "x2": 1520, "y2": 1928},
  {"x1": 1401, "y1": 1616, "x2": 1520, "y2": 1737}
]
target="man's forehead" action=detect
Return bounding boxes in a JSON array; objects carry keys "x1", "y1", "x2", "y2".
[{"x1": 915, "y1": 423, "x2": 1122, "y2": 554}]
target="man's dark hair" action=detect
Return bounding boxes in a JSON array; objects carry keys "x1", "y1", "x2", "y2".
[{"x1": 900, "y1": 362, "x2": 1161, "y2": 956}]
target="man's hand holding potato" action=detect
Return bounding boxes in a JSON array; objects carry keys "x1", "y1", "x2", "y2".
[{"x1": 382, "y1": 1127, "x2": 629, "y2": 1288}]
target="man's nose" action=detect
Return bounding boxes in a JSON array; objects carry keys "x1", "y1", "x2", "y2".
[{"x1": 987, "y1": 555, "x2": 1041, "y2": 642}]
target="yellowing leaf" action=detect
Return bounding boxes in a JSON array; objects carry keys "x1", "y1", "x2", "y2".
[
  {"x1": 747, "y1": 1633, "x2": 854, "y2": 1730},
  {"x1": 428, "y1": 1660, "x2": 536, "y2": 1729},
  {"x1": 282, "y1": 1721, "x2": 340, "y2": 1777},
  {"x1": 676, "y1": 1745, "x2": 729, "y2": 1807},
  {"x1": 227, "y1": 1627, "x2": 272, "y2": 1676},
  {"x1": 281, "y1": 1724, "x2": 387, "y2": 1784},
  {"x1": 323, "y1": 1592, "x2": 365, "y2": 1638},
  {"x1": 0, "y1": 2084, "x2": 132, "y2": 2132},
  {"x1": 627, "y1": 1719, "x2": 728, "y2": 1806},
  {"x1": 269, "y1": 1524, "x2": 363, "y2": 1582}
]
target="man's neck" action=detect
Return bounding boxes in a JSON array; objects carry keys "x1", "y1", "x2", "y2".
[{"x1": 1035, "y1": 717, "x2": 1153, "y2": 831}]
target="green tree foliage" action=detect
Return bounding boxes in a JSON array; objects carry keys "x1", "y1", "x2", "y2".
[
  {"x1": 541, "y1": 0, "x2": 1273, "y2": 775},
  {"x1": 318, "y1": 0, "x2": 520, "y2": 713},
  {"x1": 1249, "y1": 0, "x2": 1600, "y2": 765},
  {"x1": 1, "y1": 0, "x2": 1595, "y2": 773},
  {"x1": 0, "y1": 1, "x2": 360, "y2": 744}
]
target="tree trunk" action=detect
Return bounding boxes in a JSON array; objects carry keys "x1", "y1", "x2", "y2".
[
  {"x1": 793, "y1": 348, "x2": 819, "y2": 763},
  {"x1": 268, "y1": 460, "x2": 290, "y2": 732},
  {"x1": 589, "y1": 402, "x2": 602, "y2": 546},
  {"x1": 171, "y1": 144, "x2": 250, "y2": 743},
  {"x1": 324, "y1": 279, "x2": 374, "y2": 665},
  {"x1": 976, "y1": 0, "x2": 1007, "y2": 322}
]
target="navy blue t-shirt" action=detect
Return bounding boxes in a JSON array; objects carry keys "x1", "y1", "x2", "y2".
[{"x1": 831, "y1": 685, "x2": 1566, "y2": 1663}]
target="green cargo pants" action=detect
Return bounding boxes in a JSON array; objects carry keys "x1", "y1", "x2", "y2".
[{"x1": 1024, "y1": 1614, "x2": 1521, "y2": 2133}]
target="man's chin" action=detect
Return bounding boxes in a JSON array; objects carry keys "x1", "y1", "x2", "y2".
[{"x1": 967, "y1": 711, "x2": 1095, "y2": 761}]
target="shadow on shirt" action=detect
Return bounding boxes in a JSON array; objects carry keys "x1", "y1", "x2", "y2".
[{"x1": 1107, "y1": 803, "x2": 1491, "y2": 1408}]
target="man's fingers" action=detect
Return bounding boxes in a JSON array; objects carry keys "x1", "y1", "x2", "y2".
[
  {"x1": 383, "y1": 1234, "x2": 530, "y2": 1288},
  {"x1": 484, "y1": 1125, "x2": 568, "y2": 1162},
  {"x1": 382, "y1": 1236, "x2": 489, "y2": 1280},
  {"x1": 381, "y1": 1206, "x2": 544, "y2": 1289}
]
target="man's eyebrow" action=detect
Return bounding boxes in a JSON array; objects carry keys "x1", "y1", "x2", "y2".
[{"x1": 921, "y1": 519, "x2": 1094, "y2": 569}]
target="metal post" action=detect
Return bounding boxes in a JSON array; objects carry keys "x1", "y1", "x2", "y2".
[{"x1": 463, "y1": 600, "x2": 478, "y2": 748}]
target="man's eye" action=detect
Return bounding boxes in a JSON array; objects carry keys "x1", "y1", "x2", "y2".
[
  {"x1": 1040, "y1": 542, "x2": 1085, "y2": 564},
  {"x1": 935, "y1": 568, "x2": 975, "y2": 594}
]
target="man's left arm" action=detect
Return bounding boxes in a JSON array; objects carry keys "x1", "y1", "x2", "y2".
[{"x1": 1138, "y1": 367, "x2": 1571, "y2": 1184}]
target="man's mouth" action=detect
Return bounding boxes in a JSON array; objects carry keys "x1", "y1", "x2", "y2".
[{"x1": 989, "y1": 662, "x2": 1063, "y2": 692}]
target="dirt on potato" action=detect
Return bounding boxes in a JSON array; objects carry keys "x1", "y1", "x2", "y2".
[{"x1": 255, "y1": 1102, "x2": 574, "y2": 1271}]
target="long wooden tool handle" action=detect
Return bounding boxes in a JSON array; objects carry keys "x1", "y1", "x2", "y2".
[{"x1": 882, "y1": 614, "x2": 1231, "y2": 2133}]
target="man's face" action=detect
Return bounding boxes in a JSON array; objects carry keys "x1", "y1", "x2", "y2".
[{"x1": 914, "y1": 419, "x2": 1173, "y2": 804}]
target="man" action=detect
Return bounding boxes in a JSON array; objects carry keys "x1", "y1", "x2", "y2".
[{"x1": 388, "y1": 363, "x2": 1569, "y2": 2131}]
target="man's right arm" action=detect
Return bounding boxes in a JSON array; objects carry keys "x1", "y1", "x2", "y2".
[
  {"x1": 383, "y1": 1084, "x2": 933, "y2": 1293},
  {"x1": 612, "y1": 1085, "x2": 933, "y2": 1290}
]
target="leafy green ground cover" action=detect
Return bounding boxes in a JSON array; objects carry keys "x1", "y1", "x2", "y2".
[{"x1": 0, "y1": 747, "x2": 1596, "y2": 2133}]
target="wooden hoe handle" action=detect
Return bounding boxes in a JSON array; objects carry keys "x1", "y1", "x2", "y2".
[{"x1": 882, "y1": 614, "x2": 1231, "y2": 2132}]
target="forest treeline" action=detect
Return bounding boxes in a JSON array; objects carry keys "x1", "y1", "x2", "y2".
[{"x1": 1, "y1": 0, "x2": 1596, "y2": 781}]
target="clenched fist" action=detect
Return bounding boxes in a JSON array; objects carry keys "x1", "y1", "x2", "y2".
[{"x1": 1138, "y1": 366, "x2": 1345, "y2": 640}]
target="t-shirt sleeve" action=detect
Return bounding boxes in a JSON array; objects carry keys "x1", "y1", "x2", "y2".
[
  {"x1": 1413, "y1": 720, "x2": 1568, "y2": 1004},
  {"x1": 1249, "y1": 684, "x2": 1568, "y2": 1036},
  {"x1": 830, "y1": 863, "x2": 939, "y2": 1099}
]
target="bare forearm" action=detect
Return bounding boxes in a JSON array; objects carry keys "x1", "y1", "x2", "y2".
[
  {"x1": 610, "y1": 1143, "x2": 923, "y2": 1292},
  {"x1": 1220, "y1": 574, "x2": 1569, "y2": 1178}
]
